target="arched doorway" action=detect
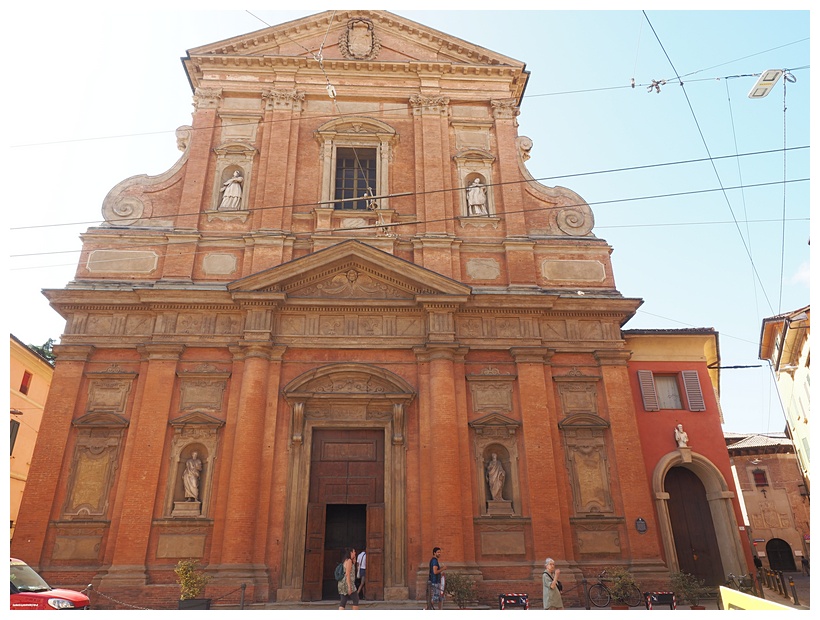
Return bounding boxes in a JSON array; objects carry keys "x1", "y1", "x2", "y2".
[
  {"x1": 766, "y1": 538, "x2": 796, "y2": 572},
  {"x1": 275, "y1": 364, "x2": 415, "y2": 603},
  {"x1": 665, "y1": 467, "x2": 723, "y2": 585},
  {"x1": 652, "y1": 451, "x2": 747, "y2": 582}
]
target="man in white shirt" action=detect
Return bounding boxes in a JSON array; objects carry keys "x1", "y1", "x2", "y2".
[{"x1": 356, "y1": 548, "x2": 367, "y2": 599}]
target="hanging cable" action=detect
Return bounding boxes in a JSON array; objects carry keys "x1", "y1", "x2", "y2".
[{"x1": 777, "y1": 71, "x2": 797, "y2": 313}]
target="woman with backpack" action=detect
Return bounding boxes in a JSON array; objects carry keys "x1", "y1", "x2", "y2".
[{"x1": 337, "y1": 548, "x2": 360, "y2": 610}]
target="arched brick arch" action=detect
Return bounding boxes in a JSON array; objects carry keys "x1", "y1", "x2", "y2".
[{"x1": 651, "y1": 450, "x2": 746, "y2": 578}]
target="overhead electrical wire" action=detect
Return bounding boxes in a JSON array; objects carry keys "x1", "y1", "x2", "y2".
[
  {"x1": 8, "y1": 144, "x2": 809, "y2": 232},
  {"x1": 642, "y1": 10, "x2": 781, "y2": 315},
  {"x1": 9, "y1": 177, "x2": 809, "y2": 265}
]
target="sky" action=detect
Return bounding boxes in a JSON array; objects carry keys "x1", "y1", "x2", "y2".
[{"x1": 4, "y1": 4, "x2": 813, "y2": 435}]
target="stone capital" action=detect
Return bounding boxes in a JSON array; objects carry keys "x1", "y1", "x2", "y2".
[
  {"x1": 137, "y1": 343, "x2": 185, "y2": 361},
  {"x1": 51, "y1": 345, "x2": 95, "y2": 362},
  {"x1": 593, "y1": 349, "x2": 632, "y2": 366},
  {"x1": 510, "y1": 347, "x2": 552, "y2": 364}
]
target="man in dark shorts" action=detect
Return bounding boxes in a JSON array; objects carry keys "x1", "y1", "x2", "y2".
[{"x1": 427, "y1": 547, "x2": 446, "y2": 609}]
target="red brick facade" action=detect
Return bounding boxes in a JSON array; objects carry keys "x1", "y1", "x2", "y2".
[{"x1": 12, "y1": 11, "x2": 748, "y2": 608}]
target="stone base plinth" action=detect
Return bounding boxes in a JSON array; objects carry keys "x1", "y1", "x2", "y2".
[
  {"x1": 172, "y1": 500, "x2": 202, "y2": 517},
  {"x1": 487, "y1": 500, "x2": 514, "y2": 516}
]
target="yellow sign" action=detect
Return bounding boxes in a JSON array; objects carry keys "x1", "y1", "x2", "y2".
[{"x1": 719, "y1": 586, "x2": 795, "y2": 610}]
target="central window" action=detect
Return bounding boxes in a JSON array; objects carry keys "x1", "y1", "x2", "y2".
[{"x1": 335, "y1": 147, "x2": 377, "y2": 210}]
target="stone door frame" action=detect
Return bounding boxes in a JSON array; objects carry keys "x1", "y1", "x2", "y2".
[{"x1": 276, "y1": 363, "x2": 414, "y2": 601}]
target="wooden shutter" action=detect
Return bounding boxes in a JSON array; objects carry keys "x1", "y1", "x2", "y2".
[
  {"x1": 637, "y1": 370, "x2": 659, "y2": 411},
  {"x1": 681, "y1": 370, "x2": 706, "y2": 411}
]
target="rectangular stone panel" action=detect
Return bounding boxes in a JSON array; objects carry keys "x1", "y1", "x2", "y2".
[
  {"x1": 480, "y1": 531, "x2": 526, "y2": 555},
  {"x1": 53, "y1": 535, "x2": 102, "y2": 560},
  {"x1": 157, "y1": 534, "x2": 207, "y2": 558},
  {"x1": 576, "y1": 530, "x2": 620, "y2": 554},
  {"x1": 87, "y1": 250, "x2": 158, "y2": 273}
]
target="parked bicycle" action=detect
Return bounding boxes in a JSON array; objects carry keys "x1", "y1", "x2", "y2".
[
  {"x1": 587, "y1": 570, "x2": 644, "y2": 608},
  {"x1": 725, "y1": 573, "x2": 754, "y2": 595}
]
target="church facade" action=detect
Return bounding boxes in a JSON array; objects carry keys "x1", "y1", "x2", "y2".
[{"x1": 12, "y1": 11, "x2": 749, "y2": 608}]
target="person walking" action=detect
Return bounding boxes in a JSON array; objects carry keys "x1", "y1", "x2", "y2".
[
  {"x1": 542, "y1": 557, "x2": 564, "y2": 610},
  {"x1": 427, "y1": 547, "x2": 446, "y2": 610},
  {"x1": 338, "y1": 547, "x2": 360, "y2": 610},
  {"x1": 356, "y1": 548, "x2": 367, "y2": 599}
]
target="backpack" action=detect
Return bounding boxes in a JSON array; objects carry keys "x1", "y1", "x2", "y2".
[{"x1": 335, "y1": 562, "x2": 346, "y2": 582}]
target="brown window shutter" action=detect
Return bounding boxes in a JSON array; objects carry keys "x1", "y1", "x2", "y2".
[
  {"x1": 637, "y1": 370, "x2": 659, "y2": 411},
  {"x1": 682, "y1": 370, "x2": 706, "y2": 411}
]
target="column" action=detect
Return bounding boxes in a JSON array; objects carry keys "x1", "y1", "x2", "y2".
[
  {"x1": 217, "y1": 344, "x2": 272, "y2": 570},
  {"x1": 10, "y1": 345, "x2": 93, "y2": 565},
  {"x1": 417, "y1": 345, "x2": 466, "y2": 560},
  {"x1": 594, "y1": 350, "x2": 664, "y2": 563},
  {"x1": 103, "y1": 344, "x2": 184, "y2": 586},
  {"x1": 511, "y1": 347, "x2": 567, "y2": 570}
]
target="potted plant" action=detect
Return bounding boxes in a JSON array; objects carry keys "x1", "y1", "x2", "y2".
[
  {"x1": 174, "y1": 559, "x2": 211, "y2": 609},
  {"x1": 443, "y1": 571, "x2": 477, "y2": 609},
  {"x1": 606, "y1": 566, "x2": 642, "y2": 608},
  {"x1": 670, "y1": 572, "x2": 708, "y2": 609}
]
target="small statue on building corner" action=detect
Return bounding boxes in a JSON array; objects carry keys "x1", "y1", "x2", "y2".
[{"x1": 674, "y1": 424, "x2": 689, "y2": 448}]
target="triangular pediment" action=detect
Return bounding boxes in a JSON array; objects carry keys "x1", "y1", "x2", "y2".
[
  {"x1": 185, "y1": 10, "x2": 524, "y2": 68},
  {"x1": 228, "y1": 240, "x2": 471, "y2": 301}
]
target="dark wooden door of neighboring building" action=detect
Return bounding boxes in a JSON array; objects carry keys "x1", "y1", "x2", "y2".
[
  {"x1": 303, "y1": 429, "x2": 384, "y2": 601},
  {"x1": 666, "y1": 467, "x2": 724, "y2": 585},
  {"x1": 766, "y1": 538, "x2": 797, "y2": 572}
]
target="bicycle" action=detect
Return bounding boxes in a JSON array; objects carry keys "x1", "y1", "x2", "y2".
[
  {"x1": 725, "y1": 573, "x2": 754, "y2": 595},
  {"x1": 587, "y1": 570, "x2": 644, "y2": 608}
]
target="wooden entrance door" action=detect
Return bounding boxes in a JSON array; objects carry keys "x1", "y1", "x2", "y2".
[
  {"x1": 766, "y1": 538, "x2": 796, "y2": 571},
  {"x1": 665, "y1": 467, "x2": 724, "y2": 585},
  {"x1": 302, "y1": 429, "x2": 384, "y2": 600}
]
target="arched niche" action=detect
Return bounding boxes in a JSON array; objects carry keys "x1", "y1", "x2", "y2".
[
  {"x1": 469, "y1": 413, "x2": 521, "y2": 516},
  {"x1": 165, "y1": 411, "x2": 224, "y2": 518},
  {"x1": 454, "y1": 149, "x2": 496, "y2": 218}
]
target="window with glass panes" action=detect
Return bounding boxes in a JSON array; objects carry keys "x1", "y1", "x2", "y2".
[{"x1": 335, "y1": 147, "x2": 376, "y2": 210}]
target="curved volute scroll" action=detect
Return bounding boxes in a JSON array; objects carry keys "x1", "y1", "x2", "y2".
[
  {"x1": 101, "y1": 125, "x2": 193, "y2": 227},
  {"x1": 515, "y1": 135, "x2": 595, "y2": 237}
]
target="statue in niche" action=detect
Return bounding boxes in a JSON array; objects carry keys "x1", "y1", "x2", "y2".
[
  {"x1": 218, "y1": 170, "x2": 244, "y2": 211},
  {"x1": 183, "y1": 452, "x2": 203, "y2": 501},
  {"x1": 466, "y1": 178, "x2": 488, "y2": 216},
  {"x1": 486, "y1": 453, "x2": 506, "y2": 501},
  {"x1": 674, "y1": 424, "x2": 689, "y2": 448}
]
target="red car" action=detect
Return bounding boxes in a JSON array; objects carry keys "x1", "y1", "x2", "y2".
[{"x1": 10, "y1": 558, "x2": 90, "y2": 610}]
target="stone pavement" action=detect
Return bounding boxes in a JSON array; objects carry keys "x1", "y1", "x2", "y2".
[{"x1": 215, "y1": 574, "x2": 810, "y2": 611}]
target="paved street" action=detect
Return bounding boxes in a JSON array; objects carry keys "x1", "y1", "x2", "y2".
[{"x1": 215, "y1": 574, "x2": 810, "y2": 611}]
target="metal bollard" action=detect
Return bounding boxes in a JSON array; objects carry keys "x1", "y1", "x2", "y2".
[
  {"x1": 788, "y1": 577, "x2": 799, "y2": 606},
  {"x1": 778, "y1": 572, "x2": 788, "y2": 598},
  {"x1": 582, "y1": 578, "x2": 590, "y2": 610},
  {"x1": 240, "y1": 583, "x2": 246, "y2": 610}
]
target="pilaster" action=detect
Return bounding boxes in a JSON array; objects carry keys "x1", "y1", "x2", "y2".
[
  {"x1": 10, "y1": 346, "x2": 94, "y2": 566},
  {"x1": 103, "y1": 344, "x2": 185, "y2": 586}
]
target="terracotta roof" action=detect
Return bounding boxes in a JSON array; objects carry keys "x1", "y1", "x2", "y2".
[{"x1": 725, "y1": 433, "x2": 793, "y2": 451}]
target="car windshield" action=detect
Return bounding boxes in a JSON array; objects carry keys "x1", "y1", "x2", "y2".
[{"x1": 10, "y1": 562, "x2": 52, "y2": 592}]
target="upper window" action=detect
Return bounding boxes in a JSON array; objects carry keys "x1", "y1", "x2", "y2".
[
  {"x1": 637, "y1": 370, "x2": 706, "y2": 412},
  {"x1": 752, "y1": 469, "x2": 768, "y2": 487},
  {"x1": 19, "y1": 371, "x2": 33, "y2": 396},
  {"x1": 335, "y1": 147, "x2": 377, "y2": 210},
  {"x1": 315, "y1": 116, "x2": 397, "y2": 212}
]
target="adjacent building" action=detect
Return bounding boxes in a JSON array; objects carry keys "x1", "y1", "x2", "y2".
[
  {"x1": 11, "y1": 11, "x2": 751, "y2": 607},
  {"x1": 725, "y1": 433, "x2": 810, "y2": 572},
  {"x1": 759, "y1": 306, "x2": 810, "y2": 492},
  {"x1": 10, "y1": 334, "x2": 54, "y2": 541},
  {"x1": 624, "y1": 329, "x2": 752, "y2": 586}
]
